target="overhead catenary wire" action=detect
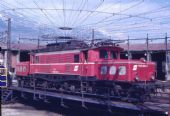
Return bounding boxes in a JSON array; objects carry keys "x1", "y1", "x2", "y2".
[
  {"x1": 67, "y1": 0, "x2": 76, "y2": 27},
  {"x1": 0, "y1": 1, "x2": 40, "y2": 26},
  {"x1": 72, "y1": 0, "x2": 104, "y2": 27},
  {"x1": 70, "y1": 0, "x2": 105, "y2": 35},
  {"x1": 76, "y1": 0, "x2": 145, "y2": 28},
  {"x1": 0, "y1": 0, "x2": 50, "y2": 25},
  {"x1": 75, "y1": 0, "x2": 135, "y2": 28},
  {"x1": 0, "y1": 5, "x2": 159, "y2": 36},
  {"x1": 94, "y1": 16, "x2": 170, "y2": 32},
  {"x1": 13, "y1": 0, "x2": 45, "y2": 23},
  {"x1": 0, "y1": 7, "x2": 153, "y2": 21},
  {"x1": 70, "y1": 0, "x2": 88, "y2": 27},
  {"x1": 95, "y1": 17, "x2": 170, "y2": 33},
  {"x1": 33, "y1": 0, "x2": 62, "y2": 28},
  {"x1": 0, "y1": 0, "x2": 62, "y2": 41},
  {"x1": 137, "y1": 4, "x2": 170, "y2": 16},
  {"x1": 0, "y1": 0, "x2": 170, "y2": 41},
  {"x1": 50, "y1": 0, "x2": 63, "y2": 27},
  {"x1": 95, "y1": 13, "x2": 170, "y2": 30}
]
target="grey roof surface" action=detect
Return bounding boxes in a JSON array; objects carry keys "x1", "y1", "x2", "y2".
[{"x1": 1, "y1": 42, "x2": 169, "y2": 51}]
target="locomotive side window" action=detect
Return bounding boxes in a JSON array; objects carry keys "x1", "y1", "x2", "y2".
[
  {"x1": 23, "y1": 66, "x2": 26, "y2": 72},
  {"x1": 110, "y1": 51, "x2": 118, "y2": 59},
  {"x1": 74, "y1": 54, "x2": 79, "y2": 63},
  {"x1": 109, "y1": 66, "x2": 116, "y2": 75},
  {"x1": 119, "y1": 66, "x2": 126, "y2": 75},
  {"x1": 35, "y1": 56, "x2": 39, "y2": 63},
  {"x1": 99, "y1": 50, "x2": 108, "y2": 59}
]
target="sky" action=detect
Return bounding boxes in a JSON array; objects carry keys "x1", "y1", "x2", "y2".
[{"x1": 0, "y1": 0, "x2": 170, "y2": 45}]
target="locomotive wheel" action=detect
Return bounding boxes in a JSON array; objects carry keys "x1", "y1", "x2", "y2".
[
  {"x1": 29, "y1": 79, "x2": 34, "y2": 88},
  {"x1": 17, "y1": 75, "x2": 156, "y2": 103},
  {"x1": 70, "y1": 85, "x2": 75, "y2": 92}
]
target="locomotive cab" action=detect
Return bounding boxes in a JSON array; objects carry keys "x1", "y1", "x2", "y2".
[
  {"x1": 84, "y1": 46, "x2": 156, "y2": 82},
  {"x1": 84, "y1": 46, "x2": 121, "y2": 62}
]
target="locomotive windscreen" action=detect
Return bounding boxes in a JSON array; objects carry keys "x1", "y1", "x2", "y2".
[{"x1": 100, "y1": 50, "x2": 108, "y2": 59}]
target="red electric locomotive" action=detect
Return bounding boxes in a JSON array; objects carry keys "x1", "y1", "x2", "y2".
[{"x1": 16, "y1": 40, "x2": 156, "y2": 102}]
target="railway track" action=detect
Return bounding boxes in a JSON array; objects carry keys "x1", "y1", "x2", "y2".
[
  {"x1": 1, "y1": 80, "x2": 169, "y2": 115},
  {"x1": 9, "y1": 86, "x2": 169, "y2": 115}
]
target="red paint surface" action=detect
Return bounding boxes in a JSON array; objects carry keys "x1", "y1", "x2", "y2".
[{"x1": 16, "y1": 46, "x2": 155, "y2": 82}]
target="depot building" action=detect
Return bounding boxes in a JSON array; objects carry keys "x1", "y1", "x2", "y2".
[{"x1": 0, "y1": 42, "x2": 169, "y2": 81}]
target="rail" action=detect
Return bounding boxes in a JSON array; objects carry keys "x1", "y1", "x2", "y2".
[{"x1": 8, "y1": 86, "x2": 169, "y2": 115}]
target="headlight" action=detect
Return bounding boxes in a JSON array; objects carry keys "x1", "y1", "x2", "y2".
[
  {"x1": 109, "y1": 66, "x2": 116, "y2": 75},
  {"x1": 151, "y1": 75, "x2": 155, "y2": 80},
  {"x1": 133, "y1": 65, "x2": 137, "y2": 71},
  {"x1": 135, "y1": 76, "x2": 139, "y2": 81},
  {"x1": 100, "y1": 66, "x2": 107, "y2": 75}
]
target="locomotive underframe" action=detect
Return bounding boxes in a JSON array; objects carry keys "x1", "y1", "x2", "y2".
[{"x1": 17, "y1": 74, "x2": 156, "y2": 103}]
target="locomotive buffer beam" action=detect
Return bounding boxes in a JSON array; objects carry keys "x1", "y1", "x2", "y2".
[{"x1": 9, "y1": 86, "x2": 169, "y2": 115}]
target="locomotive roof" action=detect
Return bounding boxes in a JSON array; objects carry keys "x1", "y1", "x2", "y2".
[
  {"x1": 89, "y1": 45, "x2": 123, "y2": 51},
  {"x1": 33, "y1": 46, "x2": 123, "y2": 56},
  {"x1": 32, "y1": 40, "x2": 123, "y2": 53}
]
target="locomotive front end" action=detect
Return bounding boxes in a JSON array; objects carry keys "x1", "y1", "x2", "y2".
[
  {"x1": 131, "y1": 59, "x2": 156, "y2": 82},
  {"x1": 93, "y1": 46, "x2": 156, "y2": 82}
]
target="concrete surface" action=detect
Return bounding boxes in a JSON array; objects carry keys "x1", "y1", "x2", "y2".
[{"x1": 1, "y1": 103, "x2": 62, "y2": 116}]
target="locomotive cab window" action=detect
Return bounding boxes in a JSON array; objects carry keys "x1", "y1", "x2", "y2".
[
  {"x1": 33, "y1": 56, "x2": 39, "y2": 63},
  {"x1": 74, "y1": 54, "x2": 79, "y2": 63},
  {"x1": 36, "y1": 56, "x2": 39, "y2": 63},
  {"x1": 99, "y1": 50, "x2": 108, "y2": 59},
  {"x1": 110, "y1": 51, "x2": 118, "y2": 59}
]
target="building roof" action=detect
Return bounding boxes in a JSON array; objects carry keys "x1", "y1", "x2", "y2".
[
  {"x1": 0, "y1": 43, "x2": 44, "y2": 51},
  {"x1": 120, "y1": 43, "x2": 170, "y2": 51},
  {"x1": 0, "y1": 42, "x2": 169, "y2": 51}
]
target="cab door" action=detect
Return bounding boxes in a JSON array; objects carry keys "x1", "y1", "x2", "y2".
[{"x1": 81, "y1": 51, "x2": 88, "y2": 76}]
